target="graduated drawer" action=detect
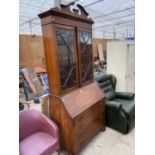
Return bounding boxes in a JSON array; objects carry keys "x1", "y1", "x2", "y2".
[
  {"x1": 73, "y1": 116, "x2": 103, "y2": 152},
  {"x1": 73, "y1": 101, "x2": 104, "y2": 140},
  {"x1": 73, "y1": 101, "x2": 104, "y2": 128}
]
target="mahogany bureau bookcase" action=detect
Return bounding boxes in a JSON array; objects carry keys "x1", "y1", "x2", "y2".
[{"x1": 39, "y1": 2, "x2": 106, "y2": 155}]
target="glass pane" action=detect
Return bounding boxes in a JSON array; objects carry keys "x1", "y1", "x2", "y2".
[
  {"x1": 79, "y1": 31, "x2": 93, "y2": 83},
  {"x1": 56, "y1": 28, "x2": 77, "y2": 92}
]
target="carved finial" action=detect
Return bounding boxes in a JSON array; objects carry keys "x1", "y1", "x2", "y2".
[
  {"x1": 39, "y1": 2, "x2": 94, "y2": 24},
  {"x1": 70, "y1": 3, "x2": 81, "y2": 16}
]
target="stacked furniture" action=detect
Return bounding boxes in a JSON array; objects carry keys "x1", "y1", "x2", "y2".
[
  {"x1": 95, "y1": 73, "x2": 135, "y2": 134},
  {"x1": 39, "y1": 2, "x2": 105, "y2": 155}
]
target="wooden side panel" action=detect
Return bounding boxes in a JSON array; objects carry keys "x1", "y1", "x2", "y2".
[
  {"x1": 41, "y1": 23, "x2": 61, "y2": 95},
  {"x1": 49, "y1": 95, "x2": 73, "y2": 152}
]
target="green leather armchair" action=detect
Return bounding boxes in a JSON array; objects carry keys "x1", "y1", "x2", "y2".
[{"x1": 95, "y1": 73, "x2": 135, "y2": 134}]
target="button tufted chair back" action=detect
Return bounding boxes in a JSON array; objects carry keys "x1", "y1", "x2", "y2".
[
  {"x1": 95, "y1": 73, "x2": 116, "y2": 100},
  {"x1": 95, "y1": 73, "x2": 135, "y2": 134}
]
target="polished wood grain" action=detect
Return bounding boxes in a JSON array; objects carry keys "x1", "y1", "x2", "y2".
[
  {"x1": 39, "y1": 3, "x2": 94, "y2": 25},
  {"x1": 39, "y1": 3, "x2": 106, "y2": 155},
  {"x1": 41, "y1": 23, "x2": 61, "y2": 95},
  {"x1": 50, "y1": 88, "x2": 105, "y2": 155},
  {"x1": 41, "y1": 15, "x2": 92, "y2": 29},
  {"x1": 62, "y1": 82, "x2": 104, "y2": 118}
]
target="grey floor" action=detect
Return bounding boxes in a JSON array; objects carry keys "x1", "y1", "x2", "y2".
[
  {"x1": 28, "y1": 102, "x2": 135, "y2": 155},
  {"x1": 51, "y1": 127, "x2": 135, "y2": 155}
]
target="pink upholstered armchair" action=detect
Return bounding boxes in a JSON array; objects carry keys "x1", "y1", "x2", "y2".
[{"x1": 19, "y1": 109, "x2": 60, "y2": 155}]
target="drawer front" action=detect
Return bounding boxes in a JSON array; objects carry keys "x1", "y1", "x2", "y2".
[
  {"x1": 73, "y1": 116, "x2": 103, "y2": 152},
  {"x1": 72, "y1": 101, "x2": 105, "y2": 153},
  {"x1": 74, "y1": 101, "x2": 104, "y2": 129}
]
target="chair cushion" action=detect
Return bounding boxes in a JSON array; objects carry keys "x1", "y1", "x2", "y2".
[{"x1": 20, "y1": 132, "x2": 58, "y2": 155}]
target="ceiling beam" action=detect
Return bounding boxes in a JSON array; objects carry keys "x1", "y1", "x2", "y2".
[
  {"x1": 97, "y1": 25, "x2": 134, "y2": 33},
  {"x1": 94, "y1": 19, "x2": 134, "y2": 29},
  {"x1": 84, "y1": 0, "x2": 104, "y2": 8},
  {"x1": 92, "y1": 6, "x2": 134, "y2": 19},
  {"x1": 97, "y1": 28, "x2": 134, "y2": 34},
  {"x1": 95, "y1": 13, "x2": 134, "y2": 24},
  {"x1": 19, "y1": 17, "x2": 38, "y2": 27}
]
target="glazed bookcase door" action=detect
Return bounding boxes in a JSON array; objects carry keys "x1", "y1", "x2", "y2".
[
  {"x1": 79, "y1": 30, "x2": 93, "y2": 85},
  {"x1": 55, "y1": 26, "x2": 78, "y2": 92}
]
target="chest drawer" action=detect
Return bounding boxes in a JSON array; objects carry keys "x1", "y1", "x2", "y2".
[
  {"x1": 73, "y1": 116, "x2": 103, "y2": 152},
  {"x1": 73, "y1": 101, "x2": 104, "y2": 128},
  {"x1": 73, "y1": 101, "x2": 105, "y2": 140}
]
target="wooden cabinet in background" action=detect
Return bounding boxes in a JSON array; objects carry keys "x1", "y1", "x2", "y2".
[{"x1": 39, "y1": 2, "x2": 105, "y2": 155}]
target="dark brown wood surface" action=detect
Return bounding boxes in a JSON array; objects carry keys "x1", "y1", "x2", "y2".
[
  {"x1": 41, "y1": 23, "x2": 61, "y2": 95},
  {"x1": 61, "y1": 82, "x2": 105, "y2": 118},
  {"x1": 50, "y1": 89, "x2": 105, "y2": 155},
  {"x1": 39, "y1": 3, "x2": 94, "y2": 25},
  {"x1": 39, "y1": 2, "x2": 106, "y2": 155}
]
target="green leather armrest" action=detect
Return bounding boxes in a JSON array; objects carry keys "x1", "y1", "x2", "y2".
[
  {"x1": 115, "y1": 92, "x2": 135, "y2": 100},
  {"x1": 105, "y1": 100, "x2": 122, "y2": 110},
  {"x1": 122, "y1": 101, "x2": 135, "y2": 117}
]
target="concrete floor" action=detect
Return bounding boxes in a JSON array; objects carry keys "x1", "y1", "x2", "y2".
[
  {"x1": 51, "y1": 127, "x2": 135, "y2": 155},
  {"x1": 28, "y1": 102, "x2": 135, "y2": 155}
]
